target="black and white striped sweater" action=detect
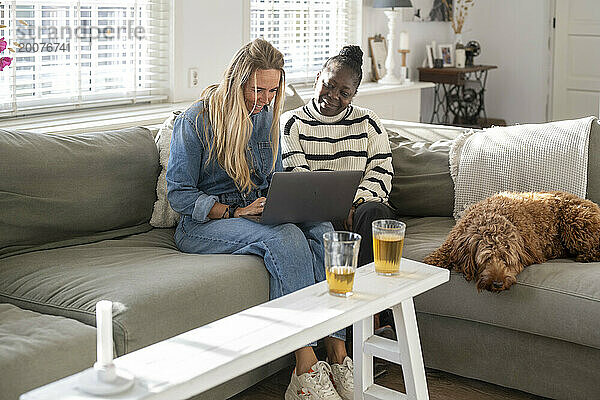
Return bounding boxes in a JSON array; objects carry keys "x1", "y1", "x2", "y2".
[{"x1": 281, "y1": 99, "x2": 393, "y2": 205}]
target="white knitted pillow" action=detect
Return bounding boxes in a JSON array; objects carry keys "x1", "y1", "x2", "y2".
[
  {"x1": 449, "y1": 117, "x2": 594, "y2": 219},
  {"x1": 150, "y1": 111, "x2": 181, "y2": 228}
]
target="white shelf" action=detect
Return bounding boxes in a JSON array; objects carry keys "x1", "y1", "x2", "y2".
[{"x1": 294, "y1": 81, "x2": 434, "y2": 122}]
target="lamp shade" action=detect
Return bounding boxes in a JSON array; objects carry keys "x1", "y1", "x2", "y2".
[{"x1": 373, "y1": 0, "x2": 413, "y2": 8}]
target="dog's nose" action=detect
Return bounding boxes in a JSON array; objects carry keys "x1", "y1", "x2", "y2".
[{"x1": 492, "y1": 281, "x2": 504, "y2": 289}]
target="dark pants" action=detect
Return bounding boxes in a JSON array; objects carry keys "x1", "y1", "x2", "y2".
[
  {"x1": 334, "y1": 202, "x2": 399, "y2": 352},
  {"x1": 334, "y1": 201, "x2": 397, "y2": 267}
]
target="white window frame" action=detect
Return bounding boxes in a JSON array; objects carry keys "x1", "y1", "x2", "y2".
[
  {"x1": 0, "y1": 0, "x2": 171, "y2": 119},
  {"x1": 247, "y1": 0, "x2": 362, "y2": 85}
]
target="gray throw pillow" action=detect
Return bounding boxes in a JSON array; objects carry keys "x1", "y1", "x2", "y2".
[
  {"x1": 586, "y1": 118, "x2": 600, "y2": 204},
  {"x1": 0, "y1": 127, "x2": 159, "y2": 258},
  {"x1": 388, "y1": 137, "x2": 455, "y2": 217}
]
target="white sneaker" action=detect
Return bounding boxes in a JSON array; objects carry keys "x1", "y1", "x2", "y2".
[
  {"x1": 285, "y1": 361, "x2": 343, "y2": 400},
  {"x1": 330, "y1": 357, "x2": 354, "y2": 400}
]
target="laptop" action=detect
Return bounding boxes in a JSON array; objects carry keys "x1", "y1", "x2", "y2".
[{"x1": 242, "y1": 170, "x2": 362, "y2": 224}]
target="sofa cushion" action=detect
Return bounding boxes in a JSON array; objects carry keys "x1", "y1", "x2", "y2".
[
  {"x1": 283, "y1": 84, "x2": 306, "y2": 113},
  {"x1": 402, "y1": 216, "x2": 456, "y2": 261},
  {"x1": 402, "y1": 216, "x2": 600, "y2": 350},
  {"x1": 0, "y1": 127, "x2": 159, "y2": 259},
  {"x1": 0, "y1": 229, "x2": 269, "y2": 356},
  {"x1": 0, "y1": 303, "x2": 96, "y2": 400},
  {"x1": 150, "y1": 112, "x2": 181, "y2": 228},
  {"x1": 388, "y1": 139, "x2": 455, "y2": 216},
  {"x1": 586, "y1": 118, "x2": 600, "y2": 204}
]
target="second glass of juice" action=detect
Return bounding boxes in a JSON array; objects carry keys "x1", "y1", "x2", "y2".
[{"x1": 372, "y1": 219, "x2": 405, "y2": 276}]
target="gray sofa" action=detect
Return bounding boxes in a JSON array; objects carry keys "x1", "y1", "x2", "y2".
[
  {"x1": 1, "y1": 118, "x2": 599, "y2": 400},
  {"x1": 0, "y1": 127, "x2": 283, "y2": 400},
  {"x1": 386, "y1": 118, "x2": 600, "y2": 400}
]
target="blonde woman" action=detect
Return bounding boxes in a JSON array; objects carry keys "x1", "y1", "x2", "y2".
[{"x1": 166, "y1": 39, "x2": 352, "y2": 400}]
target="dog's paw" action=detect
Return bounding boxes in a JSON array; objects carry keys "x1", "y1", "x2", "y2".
[{"x1": 423, "y1": 255, "x2": 452, "y2": 269}]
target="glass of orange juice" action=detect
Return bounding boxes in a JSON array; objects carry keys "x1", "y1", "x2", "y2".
[
  {"x1": 372, "y1": 219, "x2": 405, "y2": 276},
  {"x1": 323, "y1": 231, "x2": 361, "y2": 297}
]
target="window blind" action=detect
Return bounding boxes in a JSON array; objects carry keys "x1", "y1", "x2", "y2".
[
  {"x1": 0, "y1": 0, "x2": 170, "y2": 118},
  {"x1": 250, "y1": 0, "x2": 361, "y2": 84}
]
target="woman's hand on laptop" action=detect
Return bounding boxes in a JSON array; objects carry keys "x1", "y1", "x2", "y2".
[{"x1": 237, "y1": 197, "x2": 266, "y2": 217}]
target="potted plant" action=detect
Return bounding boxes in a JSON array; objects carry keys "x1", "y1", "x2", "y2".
[{"x1": 442, "y1": 0, "x2": 474, "y2": 45}]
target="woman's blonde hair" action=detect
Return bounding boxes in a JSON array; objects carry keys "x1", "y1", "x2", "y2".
[{"x1": 197, "y1": 38, "x2": 285, "y2": 193}]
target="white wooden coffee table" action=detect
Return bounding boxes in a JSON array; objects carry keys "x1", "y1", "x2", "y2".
[{"x1": 21, "y1": 259, "x2": 448, "y2": 400}]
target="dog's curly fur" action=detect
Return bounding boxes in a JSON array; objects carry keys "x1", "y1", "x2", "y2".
[{"x1": 424, "y1": 191, "x2": 600, "y2": 292}]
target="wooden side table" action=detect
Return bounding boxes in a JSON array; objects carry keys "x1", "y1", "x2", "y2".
[{"x1": 418, "y1": 65, "x2": 497, "y2": 126}]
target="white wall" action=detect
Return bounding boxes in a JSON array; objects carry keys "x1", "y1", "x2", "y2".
[
  {"x1": 174, "y1": 0, "x2": 553, "y2": 124},
  {"x1": 172, "y1": 0, "x2": 450, "y2": 104},
  {"x1": 364, "y1": 0, "x2": 553, "y2": 124},
  {"x1": 464, "y1": 0, "x2": 553, "y2": 124},
  {"x1": 362, "y1": 1, "x2": 453, "y2": 122},
  {"x1": 362, "y1": 1, "x2": 453, "y2": 83},
  {"x1": 172, "y1": 0, "x2": 247, "y2": 102}
]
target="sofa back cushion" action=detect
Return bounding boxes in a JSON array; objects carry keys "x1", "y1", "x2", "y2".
[
  {"x1": 0, "y1": 127, "x2": 159, "y2": 258},
  {"x1": 283, "y1": 84, "x2": 306, "y2": 113},
  {"x1": 587, "y1": 118, "x2": 600, "y2": 204},
  {"x1": 389, "y1": 118, "x2": 600, "y2": 217},
  {"x1": 388, "y1": 137, "x2": 455, "y2": 216}
]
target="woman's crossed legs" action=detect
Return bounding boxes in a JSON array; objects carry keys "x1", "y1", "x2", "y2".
[{"x1": 175, "y1": 217, "x2": 347, "y2": 374}]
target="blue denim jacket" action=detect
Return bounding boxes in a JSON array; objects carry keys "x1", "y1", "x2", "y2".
[{"x1": 166, "y1": 101, "x2": 282, "y2": 223}]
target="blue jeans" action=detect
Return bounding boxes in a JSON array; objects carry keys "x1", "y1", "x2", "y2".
[{"x1": 174, "y1": 216, "x2": 345, "y2": 344}]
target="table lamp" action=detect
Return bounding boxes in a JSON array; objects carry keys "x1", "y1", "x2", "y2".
[{"x1": 373, "y1": 0, "x2": 413, "y2": 85}]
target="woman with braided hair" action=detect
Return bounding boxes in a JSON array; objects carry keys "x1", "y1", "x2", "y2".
[
  {"x1": 281, "y1": 46, "x2": 396, "y2": 399},
  {"x1": 282, "y1": 45, "x2": 396, "y2": 270}
]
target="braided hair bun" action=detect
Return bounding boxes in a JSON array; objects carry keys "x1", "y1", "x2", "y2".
[
  {"x1": 323, "y1": 45, "x2": 364, "y2": 88},
  {"x1": 339, "y1": 45, "x2": 363, "y2": 66}
]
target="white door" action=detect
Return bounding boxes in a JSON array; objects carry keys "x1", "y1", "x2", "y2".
[{"x1": 552, "y1": 0, "x2": 600, "y2": 120}]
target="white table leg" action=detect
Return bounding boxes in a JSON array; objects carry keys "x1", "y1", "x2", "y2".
[
  {"x1": 355, "y1": 298, "x2": 429, "y2": 400},
  {"x1": 353, "y1": 315, "x2": 374, "y2": 400},
  {"x1": 392, "y1": 298, "x2": 428, "y2": 400}
]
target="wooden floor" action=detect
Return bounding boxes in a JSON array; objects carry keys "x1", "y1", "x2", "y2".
[{"x1": 231, "y1": 359, "x2": 548, "y2": 400}]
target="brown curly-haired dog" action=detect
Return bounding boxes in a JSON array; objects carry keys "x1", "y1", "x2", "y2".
[{"x1": 424, "y1": 191, "x2": 600, "y2": 292}]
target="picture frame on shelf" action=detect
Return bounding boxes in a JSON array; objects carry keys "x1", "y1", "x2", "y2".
[
  {"x1": 411, "y1": 0, "x2": 452, "y2": 22},
  {"x1": 368, "y1": 35, "x2": 387, "y2": 81},
  {"x1": 425, "y1": 44, "x2": 435, "y2": 68},
  {"x1": 438, "y1": 43, "x2": 454, "y2": 67}
]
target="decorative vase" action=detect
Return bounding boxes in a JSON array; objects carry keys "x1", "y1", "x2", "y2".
[
  {"x1": 454, "y1": 32, "x2": 463, "y2": 46},
  {"x1": 454, "y1": 33, "x2": 465, "y2": 68}
]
